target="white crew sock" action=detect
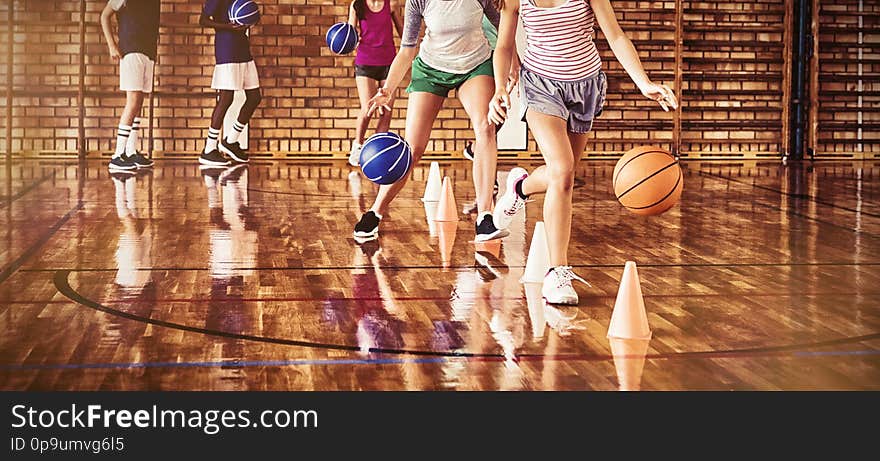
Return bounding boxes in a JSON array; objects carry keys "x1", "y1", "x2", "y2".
[
  {"x1": 226, "y1": 121, "x2": 246, "y2": 144},
  {"x1": 125, "y1": 117, "x2": 141, "y2": 155},
  {"x1": 114, "y1": 124, "x2": 131, "y2": 158},
  {"x1": 204, "y1": 127, "x2": 221, "y2": 154}
]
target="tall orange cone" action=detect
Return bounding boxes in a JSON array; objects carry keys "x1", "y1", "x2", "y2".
[
  {"x1": 435, "y1": 176, "x2": 458, "y2": 222},
  {"x1": 609, "y1": 337, "x2": 650, "y2": 391},
  {"x1": 523, "y1": 282, "x2": 546, "y2": 338},
  {"x1": 437, "y1": 221, "x2": 458, "y2": 269},
  {"x1": 520, "y1": 221, "x2": 550, "y2": 283},
  {"x1": 607, "y1": 261, "x2": 651, "y2": 340},
  {"x1": 422, "y1": 161, "x2": 442, "y2": 202}
]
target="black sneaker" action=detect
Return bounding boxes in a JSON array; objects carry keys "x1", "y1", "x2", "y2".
[
  {"x1": 108, "y1": 155, "x2": 137, "y2": 172},
  {"x1": 353, "y1": 211, "x2": 381, "y2": 240},
  {"x1": 129, "y1": 152, "x2": 154, "y2": 168},
  {"x1": 463, "y1": 142, "x2": 475, "y2": 161},
  {"x1": 199, "y1": 149, "x2": 231, "y2": 167},
  {"x1": 220, "y1": 139, "x2": 249, "y2": 163},
  {"x1": 475, "y1": 213, "x2": 509, "y2": 242}
]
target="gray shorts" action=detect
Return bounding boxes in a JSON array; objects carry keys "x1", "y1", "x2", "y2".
[{"x1": 519, "y1": 67, "x2": 607, "y2": 133}]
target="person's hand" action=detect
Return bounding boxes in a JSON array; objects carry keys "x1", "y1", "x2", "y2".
[
  {"x1": 230, "y1": 23, "x2": 249, "y2": 32},
  {"x1": 488, "y1": 88, "x2": 510, "y2": 126},
  {"x1": 109, "y1": 44, "x2": 121, "y2": 61},
  {"x1": 368, "y1": 87, "x2": 393, "y2": 117},
  {"x1": 640, "y1": 81, "x2": 678, "y2": 111}
]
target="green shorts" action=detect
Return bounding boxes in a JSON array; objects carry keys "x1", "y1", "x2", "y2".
[{"x1": 407, "y1": 56, "x2": 494, "y2": 97}]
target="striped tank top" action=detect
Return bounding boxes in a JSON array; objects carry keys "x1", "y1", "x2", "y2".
[{"x1": 520, "y1": 0, "x2": 602, "y2": 81}]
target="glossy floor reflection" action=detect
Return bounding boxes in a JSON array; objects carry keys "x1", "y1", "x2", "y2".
[{"x1": 0, "y1": 159, "x2": 878, "y2": 390}]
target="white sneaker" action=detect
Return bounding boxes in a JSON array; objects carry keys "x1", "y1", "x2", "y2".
[
  {"x1": 542, "y1": 266, "x2": 591, "y2": 305},
  {"x1": 493, "y1": 167, "x2": 528, "y2": 231},
  {"x1": 348, "y1": 142, "x2": 362, "y2": 167}
]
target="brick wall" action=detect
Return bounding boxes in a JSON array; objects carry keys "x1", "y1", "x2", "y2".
[
  {"x1": 679, "y1": 0, "x2": 788, "y2": 158},
  {"x1": 0, "y1": 0, "x2": 865, "y2": 160},
  {"x1": 816, "y1": 0, "x2": 879, "y2": 159}
]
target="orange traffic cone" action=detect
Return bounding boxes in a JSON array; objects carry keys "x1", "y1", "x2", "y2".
[
  {"x1": 422, "y1": 161, "x2": 442, "y2": 202},
  {"x1": 435, "y1": 176, "x2": 458, "y2": 222},
  {"x1": 520, "y1": 221, "x2": 550, "y2": 283},
  {"x1": 609, "y1": 337, "x2": 650, "y2": 391},
  {"x1": 437, "y1": 221, "x2": 458, "y2": 270},
  {"x1": 607, "y1": 261, "x2": 651, "y2": 340},
  {"x1": 523, "y1": 282, "x2": 546, "y2": 338}
]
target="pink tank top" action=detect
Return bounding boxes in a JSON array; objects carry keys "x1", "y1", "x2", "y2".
[{"x1": 356, "y1": 0, "x2": 396, "y2": 67}]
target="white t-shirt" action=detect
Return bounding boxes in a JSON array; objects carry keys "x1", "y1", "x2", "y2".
[{"x1": 401, "y1": 0, "x2": 500, "y2": 74}]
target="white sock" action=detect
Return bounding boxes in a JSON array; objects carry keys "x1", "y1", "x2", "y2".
[
  {"x1": 125, "y1": 118, "x2": 141, "y2": 155},
  {"x1": 226, "y1": 121, "x2": 246, "y2": 144},
  {"x1": 114, "y1": 124, "x2": 131, "y2": 158},
  {"x1": 478, "y1": 211, "x2": 492, "y2": 223},
  {"x1": 205, "y1": 127, "x2": 220, "y2": 154}
]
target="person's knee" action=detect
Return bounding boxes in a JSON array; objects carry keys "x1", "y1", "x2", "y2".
[
  {"x1": 216, "y1": 91, "x2": 235, "y2": 110},
  {"x1": 245, "y1": 89, "x2": 262, "y2": 108},
  {"x1": 472, "y1": 118, "x2": 495, "y2": 142},
  {"x1": 549, "y1": 162, "x2": 575, "y2": 192}
]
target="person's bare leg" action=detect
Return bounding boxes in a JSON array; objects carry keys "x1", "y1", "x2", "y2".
[
  {"x1": 457, "y1": 75, "x2": 497, "y2": 214},
  {"x1": 517, "y1": 132, "x2": 587, "y2": 196},
  {"x1": 210, "y1": 90, "x2": 235, "y2": 131},
  {"x1": 369, "y1": 91, "x2": 444, "y2": 216},
  {"x1": 375, "y1": 79, "x2": 394, "y2": 134},
  {"x1": 120, "y1": 91, "x2": 145, "y2": 126},
  {"x1": 354, "y1": 76, "x2": 378, "y2": 144},
  {"x1": 525, "y1": 111, "x2": 575, "y2": 267}
]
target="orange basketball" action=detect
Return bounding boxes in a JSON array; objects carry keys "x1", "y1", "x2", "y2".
[{"x1": 613, "y1": 146, "x2": 683, "y2": 216}]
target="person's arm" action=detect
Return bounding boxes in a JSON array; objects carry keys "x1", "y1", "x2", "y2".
[
  {"x1": 199, "y1": 1, "x2": 246, "y2": 31},
  {"x1": 100, "y1": 2, "x2": 121, "y2": 60},
  {"x1": 367, "y1": 0, "x2": 422, "y2": 115},
  {"x1": 390, "y1": 0, "x2": 404, "y2": 36},
  {"x1": 367, "y1": 48, "x2": 417, "y2": 116},
  {"x1": 590, "y1": 0, "x2": 677, "y2": 110},
  {"x1": 488, "y1": 0, "x2": 519, "y2": 125},
  {"x1": 348, "y1": 1, "x2": 359, "y2": 30}
]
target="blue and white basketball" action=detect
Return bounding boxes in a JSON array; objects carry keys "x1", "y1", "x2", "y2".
[
  {"x1": 360, "y1": 132, "x2": 412, "y2": 185},
  {"x1": 326, "y1": 22, "x2": 358, "y2": 55},
  {"x1": 229, "y1": 0, "x2": 260, "y2": 27}
]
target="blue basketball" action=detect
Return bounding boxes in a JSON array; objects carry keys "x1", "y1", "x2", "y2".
[
  {"x1": 360, "y1": 132, "x2": 412, "y2": 185},
  {"x1": 229, "y1": 0, "x2": 260, "y2": 27},
  {"x1": 326, "y1": 22, "x2": 358, "y2": 55}
]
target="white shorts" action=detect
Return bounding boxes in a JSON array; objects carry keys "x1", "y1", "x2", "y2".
[
  {"x1": 119, "y1": 53, "x2": 155, "y2": 93},
  {"x1": 211, "y1": 61, "x2": 260, "y2": 91}
]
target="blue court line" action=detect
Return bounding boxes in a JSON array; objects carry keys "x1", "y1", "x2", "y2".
[{"x1": 2, "y1": 350, "x2": 879, "y2": 372}]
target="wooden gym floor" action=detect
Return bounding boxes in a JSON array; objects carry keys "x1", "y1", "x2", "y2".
[{"x1": 0, "y1": 158, "x2": 878, "y2": 390}]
